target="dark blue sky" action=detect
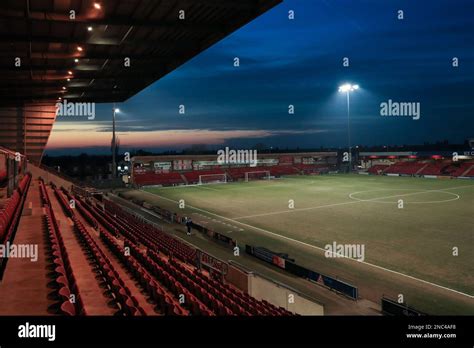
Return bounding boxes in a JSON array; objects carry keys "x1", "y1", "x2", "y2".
[{"x1": 47, "y1": 0, "x2": 474, "y2": 155}]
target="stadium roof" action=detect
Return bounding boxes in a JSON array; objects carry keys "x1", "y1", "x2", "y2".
[
  {"x1": 0, "y1": 0, "x2": 282, "y2": 105},
  {"x1": 0, "y1": 0, "x2": 282, "y2": 163}
]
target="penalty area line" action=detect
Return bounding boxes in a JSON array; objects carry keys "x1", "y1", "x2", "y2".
[{"x1": 139, "y1": 189, "x2": 473, "y2": 299}]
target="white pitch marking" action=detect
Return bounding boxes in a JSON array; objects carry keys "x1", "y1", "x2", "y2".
[
  {"x1": 349, "y1": 189, "x2": 460, "y2": 204},
  {"x1": 139, "y1": 188, "x2": 474, "y2": 299},
  {"x1": 233, "y1": 184, "x2": 473, "y2": 220},
  {"x1": 195, "y1": 185, "x2": 220, "y2": 192}
]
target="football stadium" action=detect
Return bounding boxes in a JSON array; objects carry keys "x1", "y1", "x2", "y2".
[{"x1": 0, "y1": 0, "x2": 472, "y2": 345}]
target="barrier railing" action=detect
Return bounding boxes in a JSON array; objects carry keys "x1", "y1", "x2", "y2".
[{"x1": 245, "y1": 244, "x2": 358, "y2": 300}]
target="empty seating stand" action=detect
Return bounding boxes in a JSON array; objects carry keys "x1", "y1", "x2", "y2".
[
  {"x1": 134, "y1": 172, "x2": 184, "y2": 186},
  {"x1": 418, "y1": 162, "x2": 451, "y2": 176},
  {"x1": 0, "y1": 174, "x2": 31, "y2": 246},
  {"x1": 293, "y1": 163, "x2": 329, "y2": 174},
  {"x1": 463, "y1": 167, "x2": 474, "y2": 177},
  {"x1": 67, "y1": 190, "x2": 294, "y2": 316},
  {"x1": 39, "y1": 179, "x2": 86, "y2": 316},
  {"x1": 367, "y1": 164, "x2": 390, "y2": 175},
  {"x1": 103, "y1": 200, "x2": 197, "y2": 263},
  {"x1": 269, "y1": 165, "x2": 299, "y2": 177},
  {"x1": 133, "y1": 162, "x2": 337, "y2": 186},
  {"x1": 368, "y1": 160, "x2": 474, "y2": 177},
  {"x1": 51, "y1": 184, "x2": 145, "y2": 316},
  {"x1": 445, "y1": 162, "x2": 474, "y2": 177},
  {"x1": 383, "y1": 161, "x2": 426, "y2": 175},
  {"x1": 100, "y1": 231, "x2": 192, "y2": 316},
  {"x1": 72, "y1": 216, "x2": 146, "y2": 316},
  {"x1": 0, "y1": 174, "x2": 32, "y2": 279}
]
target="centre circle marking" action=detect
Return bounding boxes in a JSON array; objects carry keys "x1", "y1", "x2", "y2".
[{"x1": 348, "y1": 188, "x2": 460, "y2": 204}]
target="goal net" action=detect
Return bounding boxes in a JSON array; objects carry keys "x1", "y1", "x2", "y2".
[
  {"x1": 245, "y1": 171, "x2": 271, "y2": 182},
  {"x1": 198, "y1": 173, "x2": 227, "y2": 185}
]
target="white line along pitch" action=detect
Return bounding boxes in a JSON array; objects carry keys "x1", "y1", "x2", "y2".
[
  {"x1": 233, "y1": 184, "x2": 472, "y2": 220},
  {"x1": 139, "y1": 189, "x2": 474, "y2": 299}
]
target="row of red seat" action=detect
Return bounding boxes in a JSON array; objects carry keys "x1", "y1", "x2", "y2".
[
  {"x1": 293, "y1": 163, "x2": 329, "y2": 174},
  {"x1": 164, "y1": 254, "x2": 292, "y2": 316},
  {"x1": 367, "y1": 164, "x2": 390, "y2": 174},
  {"x1": 44, "y1": 206, "x2": 86, "y2": 316},
  {"x1": 269, "y1": 165, "x2": 300, "y2": 176},
  {"x1": 18, "y1": 174, "x2": 30, "y2": 195},
  {"x1": 72, "y1": 192, "x2": 212, "y2": 315},
  {"x1": 61, "y1": 187, "x2": 98, "y2": 229},
  {"x1": 383, "y1": 161, "x2": 427, "y2": 175},
  {"x1": 418, "y1": 162, "x2": 451, "y2": 176},
  {"x1": 139, "y1": 247, "x2": 234, "y2": 315},
  {"x1": 445, "y1": 162, "x2": 474, "y2": 177},
  {"x1": 133, "y1": 163, "x2": 335, "y2": 186},
  {"x1": 100, "y1": 230, "x2": 207, "y2": 316},
  {"x1": 150, "y1": 249, "x2": 292, "y2": 316},
  {"x1": 99, "y1": 198, "x2": 294, "y2": 316},
  {"x1": 103, "y1": 200, "x2": 197, "y2": 263},
  {"x1": 368, "y1": 161, "x2": 474, "y2": 177},
  {"x1": 38, "y1": 178, "x2": 50, "y2": 206},
  {"x1": 52, "y1": 185, "x2": 74, "y2": 218},
  {"x1": 0, "y1": 174, "x2": 31, "y2": 245},
  {"x1": 39, "y1": 178, "x2": 86, "y2": 316},
  {"x1": 134, "y1": 172, "x2": 184, "y2": 186},
  {"x1": 104, "y1": 224, "x2": 237, "y2": 316},
  {"x1": 51, "y1": 184, "x2": 146, "y2": 316},
  {"x1": 71, "y1": 215, "x2": 146, "y2": 316},
  {"x1": 68, "y1": 190, "x2": 294, "y2": 315},
  {"x1": 464, "y1": 167, "x2": 474, "y2": 177}
]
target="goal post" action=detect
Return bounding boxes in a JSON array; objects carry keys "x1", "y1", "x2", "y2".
[
  {"x1": 198, "y1": 173, "x2": 227, "y2": 185},
  {"x1": 245, "y1": 170, "x2": 271, "y2": 182}
]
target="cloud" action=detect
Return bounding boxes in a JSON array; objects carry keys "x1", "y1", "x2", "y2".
[{"x1": 47, "y1": 125, "x2": 329, "y2": 150}]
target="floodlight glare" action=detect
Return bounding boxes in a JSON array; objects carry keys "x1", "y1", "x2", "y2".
[
  {"x1": 114, "y1": 108, "x2": 120, "y2": 113},
  {"x1": 338, "y1": 84, "x2": 351, "y2": 93},
  {"x1": 338, "y1": 83, "x2": 359, "y2": 93}
]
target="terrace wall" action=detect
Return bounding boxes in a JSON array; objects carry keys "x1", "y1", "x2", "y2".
[
  {"x1": 248, "y1": 273, "x2": 324, "y2": 315},
  {"x1": 227, "y1": 261, "x2": 324, "y2": 315}
]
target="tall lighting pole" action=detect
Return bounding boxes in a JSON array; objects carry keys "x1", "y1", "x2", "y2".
[
  {"x1": 338, "y1": 83, "x2": 359, "y2": 172},
  {"x1": 112, "y1": 104, "x2": 120, "y2": 178}
]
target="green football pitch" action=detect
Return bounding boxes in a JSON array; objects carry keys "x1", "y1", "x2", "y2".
[{"x1": 133, "y1": 174, "x2": 474, "y2": 314}]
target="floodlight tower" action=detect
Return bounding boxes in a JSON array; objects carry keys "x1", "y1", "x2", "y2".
[
  {"x1": 338, "y1": 83, "x2": 359, "y2": 172},
  {"x1": 112, "y1": 104, "x2": 120, "y2": 178}
]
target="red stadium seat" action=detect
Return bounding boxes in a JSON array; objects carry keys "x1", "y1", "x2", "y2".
[{"x1": 60, "y1": 301, "x2": 76, "y2": 316}]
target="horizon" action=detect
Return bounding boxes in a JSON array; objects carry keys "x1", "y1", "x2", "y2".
[{"x1": 43, "y1": 138, "x2": 473, "y2": 158}]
